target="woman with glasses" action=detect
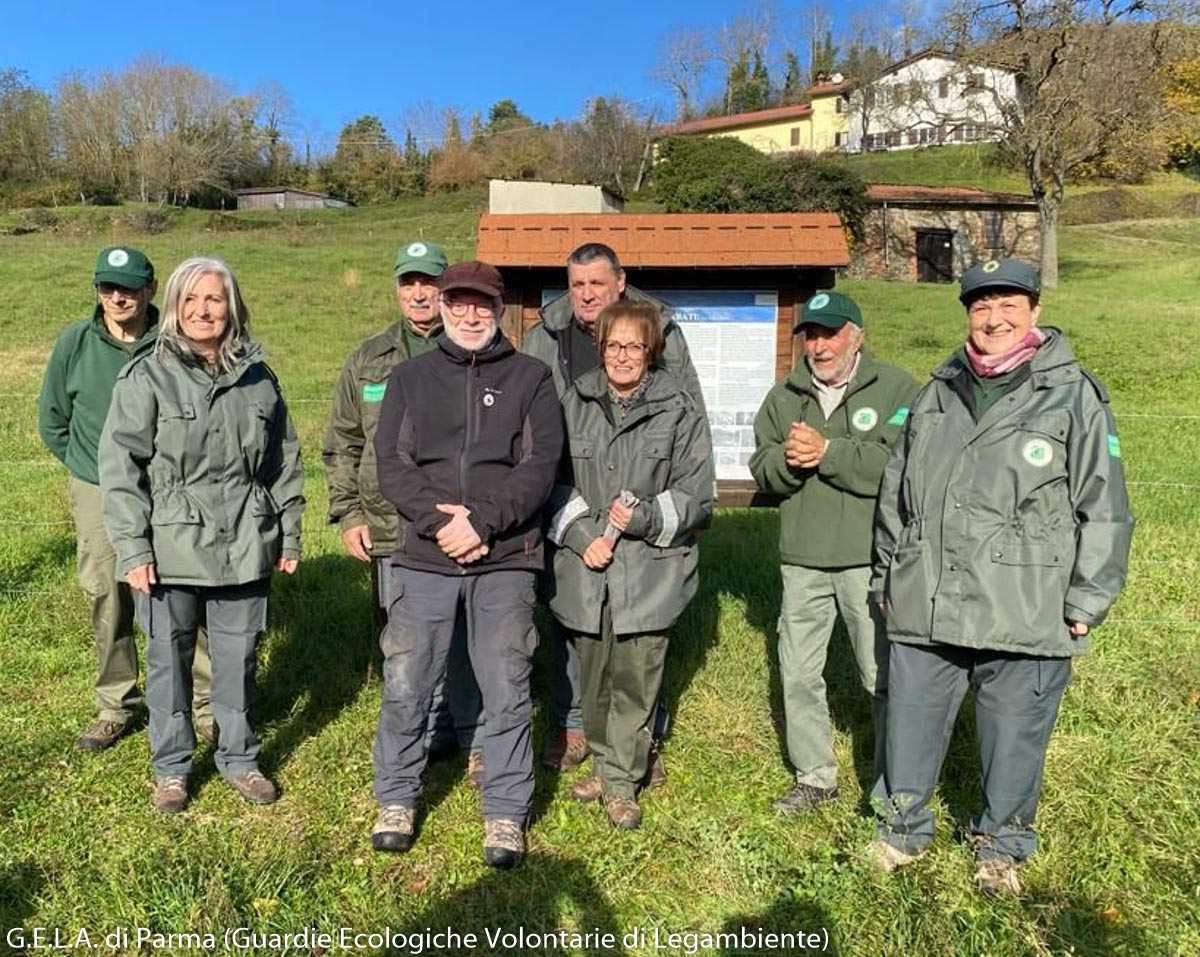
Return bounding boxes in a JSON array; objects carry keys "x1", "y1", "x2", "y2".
[
  {"x1": 99, "y1": 256, "x2": 304, "y2": 814},
  {"x1": 544, "y1": 300, "x2": 714, "y2": 829}
]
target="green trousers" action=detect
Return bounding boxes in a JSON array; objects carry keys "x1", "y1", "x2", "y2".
[
  {"x1": 576, "y1": 600, "x2": 669, "y2": 799},
  {"x1": 777, "y1": 563, "x2": 887, "y2": 791},
  {"x1": 68, "y1": 476, "x2": 211, "y2": 723}
]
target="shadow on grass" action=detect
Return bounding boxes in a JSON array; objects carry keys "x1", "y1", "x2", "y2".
[
  {"x1": 376, "y1": 852, "x2": 626, "y2": 957},
  {"x1": 714, "y1": 509, "x2": 880, "y2": 797},
  {"x1": 1027, "y1": 887, "x2": 1152, "y2": 956},
  {"x1": 0, "y1": 861, "x2": 44, "y2": 944},
  {"x1": 0, "y1": 535, "x2": 75, "y2": 593},
  {"x1": 717, "y1": 891, "x2": 836, "y2": 956}
]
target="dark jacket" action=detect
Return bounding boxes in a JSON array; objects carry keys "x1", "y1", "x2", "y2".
[
  {"x1": 871, "y1": 328, "x2": 1134, "y2": 657},
  {"x1": 522, "y1": 285, "x2": 707, "y2": 415},
  {"x1": 545, "y1": 368, "x2": 714, "y2": 634},
  {"x1": 99, "y1": 341, "x2": 305, "y2": 586},
  {"x1": 750, "y1": 348, "x2": 918, "y2": 568},
  {"x1": 38, "y1": 306, "x2": 159, "y2": 485},
  {"x1": 374, "y1": 330, "x2": 564, "y2": 575},
  {"x1": 322, "y1": 319, "x2": 437, "y2": 556}
]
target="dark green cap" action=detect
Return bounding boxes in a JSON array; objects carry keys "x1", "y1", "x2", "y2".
[
  {"x1": 797, "y1": 290, "x2": 862, "y2": 331},
  {"x1": 393, "y1": 240, "x2": 448, "y2": 280},
  {"x1": 959, "y1": 258, "x2": 1040, "y2": 304},
  {"x1": 94, "y1": 246, "x2": 154, "y2": 289}
]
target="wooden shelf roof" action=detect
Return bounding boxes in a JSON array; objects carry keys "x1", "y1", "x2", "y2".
[{"x1": 476, "y1": 213, "x2": 849, "y2": 269}]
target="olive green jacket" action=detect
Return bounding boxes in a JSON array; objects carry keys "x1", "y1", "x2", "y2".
[
  {"x1": 750, "y1": 348, "x2": 918, "y2": 568},
  {"x1": 100, "y1": 342, "x2": 305, "y2": 586},
  {"x1": 544, "y1": 367, "x2": 714, "y2": 634},
  {"x1": 522, "y1": 285, "x2": 707, "y2": 416},
  {"x1": 870, "y1": 328, "x2": 1134, "y2": 657},
  {"x1": 322, "y1": 321, "x2": 428, "y2": 556}
]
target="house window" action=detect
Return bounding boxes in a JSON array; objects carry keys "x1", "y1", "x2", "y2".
[
  {"x1": 907, "y1": 130, "x2": 918, "y2": 145},
  {"x1": 965, "y1": 72, "x2": 985, "y2": 95},
  {"x1": 892, "y1": 84, "x2": 906, "y2": 106},
  {"x1": 791, "y1": 126, "x2": 801, "y2": 147},
  {"x1": 938, "y1": 77, "x2": 949, "y2": 98},
  {"x1": 909, "y1": 79, "x2": 923, "y2": 103},
  {"x1": 835, "y1": 95, "x2": 848, "y2": 114},
  {"x1": 889, "y1": 131, "x2": 902, "y2": 147},
  {"x1": 963, "y1": 123, "x2": 977, "y2": 142},
  {"x1": 834, "y1": 131, "x2": 847, "y2": 148},
  {"x1": 953, "y1": 125, "x2": 964, "y2": 142},
  {"x1": 985, "y1": 211, "x2": 1004, "y2": 248},
  {"x1": 938, "y1": 124, "x2": 948, "y2": 143}
]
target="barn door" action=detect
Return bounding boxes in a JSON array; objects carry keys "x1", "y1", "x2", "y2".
[{"x1": 915, "y1": 229, "x2": 954, "y2": 283}]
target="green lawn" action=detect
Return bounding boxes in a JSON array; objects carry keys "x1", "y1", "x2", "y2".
[{"x1": 0, "y1": 199, "x2": 1198, "y2": 957}]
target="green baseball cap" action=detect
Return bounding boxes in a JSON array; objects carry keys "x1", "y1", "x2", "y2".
[
  {"x1": 959, "y1": 258, "x2": 1040, "y2": 304},
  {"x1": 797, "y1": 290, "x2": 862, "y2": 332},
  {"x1": 393, "y1": 240, "x2": 448, "y2": 280},
  {"x1": 94, "y1": 246, "x2": 154, "y2": 289}
]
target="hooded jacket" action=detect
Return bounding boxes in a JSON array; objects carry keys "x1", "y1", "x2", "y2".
[
  {"x1": 99, "y1": 341, "x2": 305, "y2": 586},
  {"x1": 870, "y1": 328, "x2": 1134, "y2": 657},
  {"x1": 544, "y1": 367, "x2": 714, "y2": 634},
  {"x1": 374, "y1": 330, "x2": 563, "y2": 575}
]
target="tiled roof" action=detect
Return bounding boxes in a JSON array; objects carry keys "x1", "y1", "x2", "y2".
[
  {"x1": 867, "y1": 184, "x2": 1036, "y2": 206},
  {"x1": 476, "y1": 213, "x2": 849, "y2": 268},
  {"x1": 658, "y1": 103, "x2": 813, "y2": 136}
]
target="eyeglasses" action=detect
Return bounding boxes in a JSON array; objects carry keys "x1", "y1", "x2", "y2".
[
  {"x1": 442, "y1": 299, "x2": 495, "y2": 319},
  {"x1": 96, "y1": 282, "x2": 141, "y2": 298},
  {"x1": 603, "y1": 340, "x2": 647, "y2": 359}
]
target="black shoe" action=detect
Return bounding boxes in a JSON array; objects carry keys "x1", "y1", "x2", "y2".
[{"x1": 771, "y1": 782, "x2": 838, "y2": 815}]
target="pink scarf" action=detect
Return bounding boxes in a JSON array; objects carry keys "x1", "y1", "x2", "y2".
[{"x1": 965, "y1": 328, "x2": 1046, "y2": 377}]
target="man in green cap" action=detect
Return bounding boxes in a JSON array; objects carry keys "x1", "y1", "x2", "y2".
[
  {"x1": 38, "y1": 246, "x2": 212, "y2": 751},
  {"x1": 750, "y1": 290, "x2": 917, "y2": 814},
  {"x1": 323, "y1": 241, "x2": 482, "y2": 780}
]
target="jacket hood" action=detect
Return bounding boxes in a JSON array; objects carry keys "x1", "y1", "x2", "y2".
[
  {"x1": 538, "y1": 284, "x2": 670, "y2": 333},
  {"x1": 435, "y1": 329, "x2": 515, "y2": 365}
]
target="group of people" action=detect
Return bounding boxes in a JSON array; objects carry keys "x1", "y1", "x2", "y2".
[{"x1": 39, "y1": 237, "x2": 1132, "y2": 892}]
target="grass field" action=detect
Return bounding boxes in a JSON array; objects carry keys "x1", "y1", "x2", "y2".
[{"x1": 0, "y1": 193, "x2": 1198, "y2": 957}]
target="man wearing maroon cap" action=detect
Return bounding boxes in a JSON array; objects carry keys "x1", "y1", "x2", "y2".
[{"x1": 370, "y1": 261, "x2": 564, "y2": 868}]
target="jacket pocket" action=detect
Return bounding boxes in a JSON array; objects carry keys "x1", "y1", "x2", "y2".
[
  {"x1": 990, "y1": 543, "x2": 1065, "y2": 567},
  {"x1": 150, "y1": 492, "x2": 200, "y2": 526},
  {"x1": 885, "y1": 540, "x2": 934, "y2": 636}
]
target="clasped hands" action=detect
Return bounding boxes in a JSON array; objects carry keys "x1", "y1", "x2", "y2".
[
  {"x1": 785, "y1": 421, "x2": 828, "y2": 470},
  {"x1": 435, "y1": 504, "x2": 489, "y2": 564}
]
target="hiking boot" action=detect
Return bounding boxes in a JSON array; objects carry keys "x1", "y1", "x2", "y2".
[
  {"x1": 541, "y1": 730, "x2": 588, "y2": 770},
  {"x1": 975, "y1": 857, "x2": 1022, "y2": 896},
  {"x1": 228, "y1": 770, "x2": 278, "y2": 805},
  {"x1": 771, "y1": 782, "x2": 838, "y2": 815},
  {"x1": 571, "y1": 775, "x2": 604, "y2": 802},
  {"x1": 466, "y1": 751, "x2": 484, "y2": 789},
  {"x1": 194, "y1": 719, "x2": 216, "y2": 745},
  {"x1": 643, "y1": 744, "x2": 667, "y2": 789},
  {"x1": 483, "y1": 818, "x2": 525, "y2": 868},
  {"x1": 77, "y1": 718, "x2": 134, "y2": 752},
  {"x1": 372, "y1": 805, "x2": 415, "y2": 853},
  {"x1": 151, "y1": 775, "x2": 189, "y2": 814},
  {"x1": 865, "y1": 838, "x2": 922, "y2": 874},
  {"x1": 604, "y1": 794, "x2": 642, "y2": 830}
]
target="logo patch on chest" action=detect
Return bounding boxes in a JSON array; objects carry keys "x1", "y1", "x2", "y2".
[
  {"x1": 851, "y1": 407, "x2": 878, "y2": 431},
  {"x1": 1022, "y1": 438, "x2": 1053, "y2": 467}
]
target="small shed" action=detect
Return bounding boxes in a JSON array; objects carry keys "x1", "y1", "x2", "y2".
[
  {"x1": 234, "y1": 187, "x2": 350, "y2": 211},
  {"x1": 476, "y1": 212, "x2": 849, "y2": 504},
  {"x1": 488, "y1": 179, "x2": 624, "y2": 214},
  {"x1": 848, "y1": 184, "x2": 1041, "y2": 283}
]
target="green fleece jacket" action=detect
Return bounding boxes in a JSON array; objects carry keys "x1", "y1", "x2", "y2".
[
  {"x1": 750, "y1": 348, "x2": 918, "y2": 568},
  {"x1": 38, "y1": 306, "x2": 159, "y2": 484}
]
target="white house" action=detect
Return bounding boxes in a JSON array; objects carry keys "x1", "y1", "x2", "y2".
[{"x1": 846, "y1": 50, "x2": 1017, "y2": 153}]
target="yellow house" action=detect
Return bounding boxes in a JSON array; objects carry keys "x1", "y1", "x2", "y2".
[{"x1": 659, "y1": 80, "x2": 852, "y2": 154}]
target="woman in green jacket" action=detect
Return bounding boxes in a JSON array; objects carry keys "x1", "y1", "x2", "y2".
[
  {"x1": 545, "y1": 300, "x2": 714, "y2": 829},
  {"x1": 100, "y1": 257, "x2": 304, "y2": 814}
]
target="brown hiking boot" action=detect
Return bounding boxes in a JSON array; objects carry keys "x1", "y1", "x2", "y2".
[
  {"x1": 228, "y1": 770, "x2": 278, "y2": 805},
  {"x1": 643, "y1": 744, "x2": 667, "y2": 789},
  {"x1": 466, "y1": 751, "x2": 484, "y2": 789},
  {"x1": 604, "y1": 794, "x2": 642, "y2": 830},
  {"x1": 865, "y1": 838, "x2": 922, "y2": 874},
  {"x1": 151, "y1": 776, "x2": 189, "y2": 814},
  {"x1": 77, "y1": 718, "x2": 134, "y2": 752},
  {"x1": 541, "y1": 730, "x2": 588, "y2": 770},
  {"x1": 571, "y1": 775, "x2": 604, "y2": 802},
  {"x1": 483, "y1": 818, "x2": 525, "y2": 868},
  {"x1": 975, "y1": 858, "x2": 1022, "y2": 896}
]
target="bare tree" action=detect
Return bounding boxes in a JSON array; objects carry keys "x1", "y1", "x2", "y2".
[
  {"x1": 652, "y1": 27, "x2": 714, "y2": 120},
  {"x1": 716, "y1": 9, "x2": 775, "y2": 113}
]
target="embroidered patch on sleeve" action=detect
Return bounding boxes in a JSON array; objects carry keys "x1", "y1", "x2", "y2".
[
  {"x1": 362, "y1": 382, "x2": 387, "y2": 403},
  {"x1": 886, "y1": 407, "x2": 910, "y2": 426},
  {"x1": 1108, "y1": 434, "x2": 1121, "y2": 458}
]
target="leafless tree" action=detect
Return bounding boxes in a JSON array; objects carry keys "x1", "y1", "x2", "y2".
[{"x1": 652, "y1": 27, "x2": 714, "y2": 120}]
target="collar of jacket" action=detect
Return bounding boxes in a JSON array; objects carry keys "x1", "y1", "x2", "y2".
[
  {"x1": 538, "y1": 284, "x2": 670, "y2": 334},
  {"x1": 573, "y1": 364, "x2": 686, "y2": 410},
  {"x1": 784, "y1": 345, "x2": 880, "y2": 398},
  {"x1": 435, "y1": 329, "x2": 514, "y2": 365},
  {"x1": 162, "y1": 338, "x2": 265, "y2": 389},
  {"x1": 933, "y1": 326, "x2": 1081, "y2": 391},
  {"x1": 90, "y1": 303, "x2": 160, "y2": 352}
]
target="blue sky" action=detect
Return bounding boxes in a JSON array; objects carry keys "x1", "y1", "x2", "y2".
[{"x1": 0, "y1": 0, "x2": 884, "y2": 152}]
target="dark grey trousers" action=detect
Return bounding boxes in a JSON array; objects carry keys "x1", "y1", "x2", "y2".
[
  {"x1": 373, "y1": 567, "x2": 538, "y2": 821},
  {"x1": 136, "y1": 580, "x2": 270, "y2": 779},
  {"x1": 872, "y1": 640, "x2": 1071, "y2": 863},
  {"x1": 374, "y1": 558, "x2": 482, "y2": 752}
]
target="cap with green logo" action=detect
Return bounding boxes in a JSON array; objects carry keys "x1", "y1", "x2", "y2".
[
  {"x1": 393, "y1": 240, "x2": 448, "y2": 280},
  {"x1": 94, "y1": 246, "x2": 155, "y2": 290},
  {"x1": 959, "y1": 258, "x2": 1040, "y2": 305},
  {"x1": 796, "y1": 290, "x2": 863, "y2": 332}
]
